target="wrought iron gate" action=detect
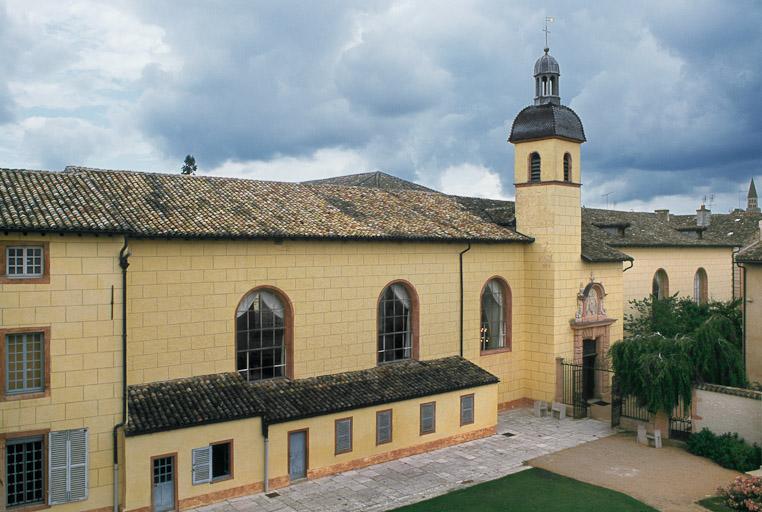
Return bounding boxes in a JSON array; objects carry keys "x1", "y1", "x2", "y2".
[
  {"x1": 610, "y1": 376, "x2": 622, "y2": 427},
  {"x1": 561, "y1": 358, "x2": 615, "y2": 420},
  {"x1": 669, "y1": 397, "x2": 692, "y2": 441}
]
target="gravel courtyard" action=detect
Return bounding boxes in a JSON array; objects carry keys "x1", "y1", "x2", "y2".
[
  {"x1": 191, "y1": 409, "x2": 614, "y2": 512},
  {"x1": 529, "y1": 433, "x2": 740, "y2": 512}
]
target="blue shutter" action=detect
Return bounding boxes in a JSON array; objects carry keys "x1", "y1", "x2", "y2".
[{"x1": 48, "y1": 429, "x2": 88, "y2": 505}]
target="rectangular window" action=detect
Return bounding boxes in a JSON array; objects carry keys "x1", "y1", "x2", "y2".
[
  {"x1": 376, "y1": 410, "x2": 393, "y2": 445},
  {"x1": 460, "y1": 394, "x2": 475, "y2": 426},
  {"x1": 6, "y1": 246, "x2": 43, "y2": 278},
  {"x1": 335, "y1": 418, "x2": 352, "y2": 455},
  {"x1": 48, "y1": 428, "x2": 89, "y2": 504},
  {"x1": 5, "y1": 332, "x2": 44, "y2": 395},
  {"x1": 192, "y1": 441, "x2": 232, "y2": 484},
  {"x1": 6, "y1": 436, "x2": 44, "y2": 508},
  {"x1": 420, "y1": 402, "x2": 436, "y2": 435}
]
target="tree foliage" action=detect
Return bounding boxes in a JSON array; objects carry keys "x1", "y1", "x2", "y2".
[
  {"x1": 612, "y1": 296, "x2": 745, "y2": 414},
  {"x1": 181, "y1": 154, "x2": 198, "y2": 175}
]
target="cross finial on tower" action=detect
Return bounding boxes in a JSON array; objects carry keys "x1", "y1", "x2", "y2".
[{"x1": 544, "y1": 16, "x2": 555, "y2": 49}]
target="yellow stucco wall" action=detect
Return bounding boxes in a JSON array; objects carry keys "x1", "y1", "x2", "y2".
[
  {"x1": 0, "y1": 234, "x2": 123, "y2": 512},
  {"x1": 620, "y1": 247, "x2": 733, "y2": 314},
  {"x1": 122, "y1": 385, "x2": 496, "y2": 511},
  {"x1": 744, "y1": 264, "x2": 762, "y2": 383},
  {"x1": 123, "y1": 417, "x2": 263, "y2": 511},
  {"x1": 512, "y1": 137, "x2": 625, "y2": 401},
  {"x1": 125, "y1": 239, "x2": 527, "y2": 405}
]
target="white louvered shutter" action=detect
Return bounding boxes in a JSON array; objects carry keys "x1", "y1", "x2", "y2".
[
  {"x1": 69, "y1": 428, "x2": 89, "y2": 501},
  {"x1": 49, "y1": 429, "x2": 88, "y2": 505},
  {"x1": 48, "y1": 431, "x2": 69, "y2": 505},
  {"x1": 192, "y1": 446, "x2": 212, "y2": 485}
]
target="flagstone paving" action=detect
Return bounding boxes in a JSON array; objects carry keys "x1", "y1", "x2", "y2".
[{"x1": 191, "y1": 409, "x2": 614, "y2": 512}]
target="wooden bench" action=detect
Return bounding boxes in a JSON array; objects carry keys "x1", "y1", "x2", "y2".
[{"x1": 637, "y1": 424, "x2": 662, "y2": 448}]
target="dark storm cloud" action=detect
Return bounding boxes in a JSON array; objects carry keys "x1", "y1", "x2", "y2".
[{"x1": 0, "y1": 1, "x2": 758, "y2": 210}]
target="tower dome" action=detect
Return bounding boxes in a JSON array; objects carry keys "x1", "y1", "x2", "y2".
[
  {"x1": 533, "y1": 48, "x2": 560, "y2": 105},
  {"x1": 534, "y1": 48, "x2": 560, "y2": 75}
]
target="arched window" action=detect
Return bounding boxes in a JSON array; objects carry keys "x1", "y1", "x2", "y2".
[
  {"x1": 563, "y1": 153, "x2": 572, "y2": 182},
  {"x1": 694, "y1": 268, "x2": 708, "y2": 304},
  {"x1": 236, "y1": 287, "x2": 293, "y2": 381},
  {"x1": 529, "y1": 152, "x2": 541, "y2": 183},
  {"x1": 378, "y1": 281, "x2": 418, "y2": 363},
  {"x1": 652, "y1": 269, "x2": 669, "y2": 300},
  {"x1": 480, "y1": 278, "x2": 511, "y2": 352}
]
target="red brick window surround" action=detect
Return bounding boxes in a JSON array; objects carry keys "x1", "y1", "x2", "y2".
[
  {"x1": 419, "y1": 402, "x2": 436, "y2": 435},
  {"x1": 0, "y1": 326, "x2": 51, "y2": 402},
  {"x1": 480, "y1": 277, "x2": 512, "y2": 354},
  {"x1": 0, "y1": 241, "x2": 50, "y2": 284}
]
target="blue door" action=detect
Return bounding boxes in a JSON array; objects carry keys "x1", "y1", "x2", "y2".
[
  {"x1": 288, "y1": 431, "x2": 307, "y2": 481},
  {"x1": 152, "y1": 456, "x2": 175, "y2": 512}
]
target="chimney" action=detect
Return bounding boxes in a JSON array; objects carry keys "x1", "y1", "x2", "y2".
[
  {"x1": 654, "y1": 209, "x2": 670, "y2": 223},
  {"x1": 696, "y1": 204, "x2": 712, "y2": 227}
]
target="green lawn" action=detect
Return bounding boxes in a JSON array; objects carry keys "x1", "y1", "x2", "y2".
[
  {"x1": 697, "y1": 496, "x2": 734, "y2": 512},
  {"x1": 392, "y1": 468, "x2": 657, "y2": 512}
]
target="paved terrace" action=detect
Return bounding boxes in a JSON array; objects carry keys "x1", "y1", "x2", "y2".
[{"x1": 193, "y1": 409, "x2": 614, "y2": 512}]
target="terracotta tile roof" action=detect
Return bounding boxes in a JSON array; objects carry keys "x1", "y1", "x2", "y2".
[
  {"x1": 737, "y1": 240, "x2": 762, "y2": 263},
  {"x1": 0, "y1": 167, "x2": 530, "y2": 243},
  {"x1": 250, "y1": 356, "x2": 498, "y2": 425},
  {"x1": 126, "y1": 373, "x2": 265, "y2": 436},
  {"x1": 671, "y1": 210, "x2": 762, "y2": 248},
  {"x1": 304, "y1": 171, "x2": 435, "y2": 192},
  {"x1": 126, "y1": 357, "x2": 498, "y2": 436}
]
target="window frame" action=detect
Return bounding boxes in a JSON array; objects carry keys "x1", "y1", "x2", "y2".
[
  {"x1": 694, "y1": 268, "x2": 708, "y2": 305},
  {"x1": 375, "y1": 409, "x2": 393, "y2": 446},
  {"x1": 652, "y1": 269, "x2": 670, "y2": 300},
  {"x1": 0, "y1": 242, "x2": 50, "y2": 285},
  {"x1": 334, "y1": 417, "x2": 353, "y2": 455},
  {"x1": 479, "y1": 277, "x2": 512, "y2": 355},
  {"x1": 460, "y1": 394, "x2": 475, "y2": 426},
  {"x1": 528, "y1": 152, "x2": 541, "y2": 183},
  {"x1": 419, "y1": 402, "x2": 436, "y2": 435},
  {"x1": 4, "y1": 430, "x2": 49, "y2": 511},
  {"x1": 234, "y1": 286, "x2": 294, "y2": 381},
  {"x1": 210, "y1": 439, "x2": 233, "y2": 482},
  {"x1": 1, "y1": 327, "x2": 51, "y2": 402},
  {"x1": 376, "y1": 280, "x2": 420, "y2": 365},
  {"x1": 563, "y1": 153, "x2": 572, "y2": 182}
]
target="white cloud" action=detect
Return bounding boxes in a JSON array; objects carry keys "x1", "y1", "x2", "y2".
[
  {"x1": 204, "y1": 148, "x2": 370, "y2": 182},
  {"x1": 437, "y1": 163, "x2": 511, "y2": 199}
]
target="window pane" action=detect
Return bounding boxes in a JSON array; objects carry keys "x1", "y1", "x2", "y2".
[
  {"x1": 461, "y1": 395, "x2": 474, "y2": 425},
  {"x1": 236, "y1": 291, "x2": 287, "y2": 381},
  {"x1": 211, "y1": 443, "x2": 231, "y2": 479},
  {"x1": 378, "y1": 284, "x2": 412, "y2": 363},
  {"x1": 6, "y1": 333, "x2": 44, "y2": 394},
  {"x1": 420, "y1": 403, "x2": 435, "y2": 434},
  {"x1": 336, "y1": 419, "x2": 352, "y2": 453},
  {"x1": 6, "y1": 437, "x2": 44, "y2": 507},
  {"x1": 376, "y1": 411, "x2": 392, "y2": 444}
]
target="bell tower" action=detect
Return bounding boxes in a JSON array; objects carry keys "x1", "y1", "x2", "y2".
[{"x1": 509, "y1": 47, "x2": 587, "y2": 401}]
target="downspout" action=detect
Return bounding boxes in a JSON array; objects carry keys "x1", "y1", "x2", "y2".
[
  {"x1": 737, "y1": 261, "x2": 747, "y2": 375},
  {"x1": 459, "y1": 242, "x2": 471, "y2": 357},
  {"x1": 262, "y1": 421, "x2": 270, "y2": 493},
  {"x1": 113, "y1": 236, "x2": 130, "y2": 512},
  {"x1": 732, "y1": 247, "x2": 740, "y2": 299}
]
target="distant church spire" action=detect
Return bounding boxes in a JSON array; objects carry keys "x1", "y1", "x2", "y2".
[{"x1": 748, "y1": 178, "x2": 760, "y2": 212}]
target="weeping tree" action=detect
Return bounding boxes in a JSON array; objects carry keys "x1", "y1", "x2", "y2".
[
  {"x1": 613, "y1": 297, "x2": 745, "y2": 414},
  {"x1": 611, "y1": 334, "x2": 694, "y2": 414}
]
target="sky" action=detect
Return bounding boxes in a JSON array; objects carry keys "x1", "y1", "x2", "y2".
[{"x1": 0, "y1": 1, "x2": 760, "y2": 214}]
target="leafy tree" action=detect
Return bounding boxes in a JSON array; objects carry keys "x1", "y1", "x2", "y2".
[
  {"x1": 181, "y1": 154, "x2": 198, "y2": 175},
  {"x1": 612, "y1": 296, "x2": 745, "y2": 414}
]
